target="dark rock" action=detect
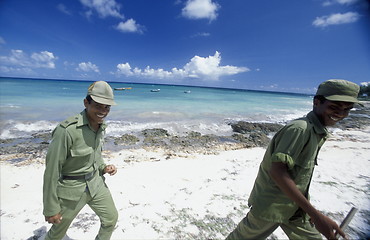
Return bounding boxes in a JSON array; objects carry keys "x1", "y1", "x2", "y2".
[
  {"x1": 187, "y1": 131, "x2": 202, "y2": 138},
  {"x1": 230, "y1": 121, "x2": 283, "y2": 135},
  {"x1": 141, "y1": 129, "x2": 170, "y2": 148},
  {"x1": 142, "y1": 128, "x2": 169, "y2": 138},
  {"x1": 31, "y1": 131, "x2": 52, "y2": 141},
  {"x1": 143, "y1": 137, "x2": 168, "y2": 147},
  {"x1": 249, "y1": 132, "x2": 270, "y2": 147},
  {"x1": 114, "y1": 134, "x2": 140, "y2": 145},
  {"x1": 170, "y1": 133, "x2": 220, "y2": 149},
  {"x1": 232, "y1": 132, "x2": 270, "y2": 147}
]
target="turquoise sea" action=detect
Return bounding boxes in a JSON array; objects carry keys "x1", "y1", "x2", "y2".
[{"x1": 0, "y1": 77, "x2": 313, "y2": 139}]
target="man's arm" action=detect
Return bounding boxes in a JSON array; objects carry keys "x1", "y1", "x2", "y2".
[
  {"x1": 43, "y1": 126, "x2": 69, "y2": 218},
  {"x1": 269, "y1": 162, "x2": 346, "y2": 240}
]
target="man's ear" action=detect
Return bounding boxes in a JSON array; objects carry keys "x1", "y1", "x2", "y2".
[
  {"x1": 313, "y1": 98, "x2": 320, "y2": 108},
  {"x1": 83, "y1": 98, "x2": 88, "y2": 108}
]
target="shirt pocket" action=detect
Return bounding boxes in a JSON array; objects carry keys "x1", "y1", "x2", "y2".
[
  {"x1": 291, "y1": 164, "x2": 314, "y2": 193},
  {"x1": 70, "y1": 146, "x2": 93, "y2": 158},
  {"x1": 294, "y1": 143, "x2": 318, "y2": 169},
  {"x1": 68, "y1": 146, "x2": 94, "y2": 169}
]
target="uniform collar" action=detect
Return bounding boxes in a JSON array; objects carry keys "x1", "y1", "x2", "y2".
[
  {"x1": 307, "y1": 111, "x2": 328, "y2": 137},
  {"x1": 77, "y1": 110, "x2": 107, "y2": 131}
]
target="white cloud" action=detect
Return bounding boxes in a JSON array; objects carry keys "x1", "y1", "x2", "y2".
[
  {"x1": 0, "y1": 36, "x2": 6, "y2": 45},
  {"x1": 360, "y1": 81, "x2": 370, "y2": 86},
  {"x1": 183, "y1": 51, "x2": 248, "y2": 80},
  {"x1": 63, "y1": 61, "x2": 75, "y2": 67},
  {"x1": 31, "y1": 51, "x2": 57, "y2": 68},
  {"x1": 0, "y1": 50, "x2": 28, "y2": 67},
  {"x1": 0, "y1": 66, "x2": 36, "y2": 75},
  {"x1": 57, "y1": 3, "x2": 72, "y2": 15},
  {"x1": 182, "y1": 0, "x2": 220, "y2": 21},
  {"x1": 79, "y1": 0, "x2": 124, "y2": 19},
  {"x1": 191, "y1": 32, "x2": 211, "y2": 38},
  {"x1": 76, "y1": 62, "x2": 100, "y2": 73},
  {"x1": 313, "y1": 12, "x2": 360, "y2": 27},
  {"x1": 323, "y1": 0, "x2": 360, "y2": 6},
  {"x1": 114, "y1": 51, "x2": 249, "y2": 81},
  {"x1": 79, "y1": 0, "x2": 146, "y2": 34},
  {"x1": 116, "y1": 19, "x2": 144, "y2": 34},
  {"x1": 116, "y1": 63, "x2": 133, "y2": 76},
  {"x1": 0, "y1": 49, "x2": 57, "y2": 69}
]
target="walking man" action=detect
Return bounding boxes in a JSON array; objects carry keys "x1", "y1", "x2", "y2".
[
  {"x1": 43, "y1": 81, "x2": 119, "y2": 240},
  {"x1": 226, "y1": 79, "x2": 360, "y2": 240}
]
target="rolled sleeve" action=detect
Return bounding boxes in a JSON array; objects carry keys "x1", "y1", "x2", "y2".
[
  {"x1": 271, "y1": 124, "x2": 307, "y2": 169},
  {"x1": 271, "y1": 152, "x2": 295, "y2": 170}
]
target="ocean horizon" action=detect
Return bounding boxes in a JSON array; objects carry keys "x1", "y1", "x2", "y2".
[{"x1": 0, "y1": 77, "x2": 313, "y2": 139}]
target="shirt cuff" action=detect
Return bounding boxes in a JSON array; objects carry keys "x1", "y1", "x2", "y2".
[{"x1": 271, "y1": 152, "x2": 294, "y2": 170}]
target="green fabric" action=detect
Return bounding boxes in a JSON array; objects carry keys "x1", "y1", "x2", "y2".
[
  {"x1": 45, "y1": 184, "x2": 118, "y2": 240},
  {"x1": 226, "y1": 212, "x2": 322, "y2": 240},
  {"x1": 248, "y1": 111, "x2": 328, "y2": 223},
  {"x1": 316, "y1": 79, "x2": 359, "y2": 103},
  {"x1": 43, "y1": 110, "x2": 108, "y2": 217}
]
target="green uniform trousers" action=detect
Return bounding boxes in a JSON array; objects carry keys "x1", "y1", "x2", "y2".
[
  {"x1": 226, "y1": 212, "x2": 322, "y2": 240},
  {"x1": 45, "y1": 185, "x2": 118, "y2": 240}
]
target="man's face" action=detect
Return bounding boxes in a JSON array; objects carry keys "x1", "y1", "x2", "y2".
[
  {"x1": 84, "y1": 98, "x2": 111, "y2": 125},
  {"x1": 313, "y1": 99, "x2": 354, "y2": 126}
]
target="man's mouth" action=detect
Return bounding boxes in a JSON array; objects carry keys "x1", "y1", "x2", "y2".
[
  {"x1": 97, "y1": 114, "x2": 105, "y2": 119},
  {"x1": 329, "y1": 116, "x2": 340, "y2": 122}
]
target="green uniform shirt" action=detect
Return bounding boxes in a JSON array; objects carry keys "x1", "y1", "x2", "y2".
[
  {"x1": 43, "y1": 110, "x2": 107, "y2": 217},
  {"x1": 248, "y1": 111, "x2": 329, "y2": 223}
]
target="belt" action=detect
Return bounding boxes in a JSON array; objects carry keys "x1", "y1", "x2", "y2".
[{"x1": 61, "y1": 171, "x2": 95, "y2": 180}]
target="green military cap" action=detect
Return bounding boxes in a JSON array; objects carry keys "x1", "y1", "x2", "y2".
[
  {"x1": 316, "y1": 79, "x2": 360, "y2": 103},
  {"x1": 87, "y1": 81, "x2": 117, "y2": 105}
]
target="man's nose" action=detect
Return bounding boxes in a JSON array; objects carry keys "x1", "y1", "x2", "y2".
[
  {"x1": 101, "y1": 107, "x2": 109, "y2": 113},
  {"x1": 98, "y1": 105, "x2": 110, "y2": 113},
  {"x1": 334, "y1": 109, "x2": 349, "y2": 117}
]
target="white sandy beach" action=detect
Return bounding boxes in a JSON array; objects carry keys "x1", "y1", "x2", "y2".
[{"x1": 1, "y1": 126, "x2": 369, "y2": 239}]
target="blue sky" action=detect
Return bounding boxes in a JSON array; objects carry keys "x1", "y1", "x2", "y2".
[{"x1": 0, "y1": 0, "x2": 369, "y2": 93}]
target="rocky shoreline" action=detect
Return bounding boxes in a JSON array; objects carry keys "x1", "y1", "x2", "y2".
[{"x1": 1, "y1": 102, "x2": 369, "y2": 165}]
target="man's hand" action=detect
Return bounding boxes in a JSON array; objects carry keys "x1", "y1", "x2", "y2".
[
  {"x1": 269, "y1": 162, "x2": 346, "y2": 239},
  {"x1": 45, "y1": 213, "x2": 63, "y2": 224},
  {"x1": 103, "y1": 164, "x2": 117, "y2": 176},
  {"x1": 310, "y1": 211, "x2": 346, "y2": 240}
]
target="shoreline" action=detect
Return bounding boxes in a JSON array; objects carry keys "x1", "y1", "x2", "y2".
[
  {"x1": 0, "y1": 102, "x2": 369, "y2": 239},
  {"x1": 1, "y1": 102, "x2": 369, "y2": 166}
]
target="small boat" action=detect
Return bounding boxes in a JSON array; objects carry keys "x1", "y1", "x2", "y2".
[
  {"x1": 184, "y1": 90, "x2": 191, "y2": 93},
  {"x1": 150, "y1": 89, "x2": 160, "y2": 92},
  {"x1": 114, "y1": 87, "x2": 132, "y2": 91}
]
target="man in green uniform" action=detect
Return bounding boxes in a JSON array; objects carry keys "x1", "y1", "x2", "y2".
[
  {"x1": 43, "y1": 81, "x2": 119, "y2": 240},
  {"x1": 226, "y1": 79, "x2": 360, "y2": 240}
]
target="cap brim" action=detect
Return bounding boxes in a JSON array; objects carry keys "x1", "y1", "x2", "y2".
[
  {"x1": 325, "y1": 95, "x2": 359, "y2": 103},
  {"x1": 91, "y1": 95, "x2": 117, "y2": 105}
]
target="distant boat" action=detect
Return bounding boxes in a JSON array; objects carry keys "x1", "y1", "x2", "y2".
[
  {"x1": 184, "y1": 90, "x2": 191, "y2": 93},
  {"x1": 114, "y1": 87, "x2": 132, "y2": 91},
  {"x1": 150, "y1": 89, "x2": 160, "y2": 92}
]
